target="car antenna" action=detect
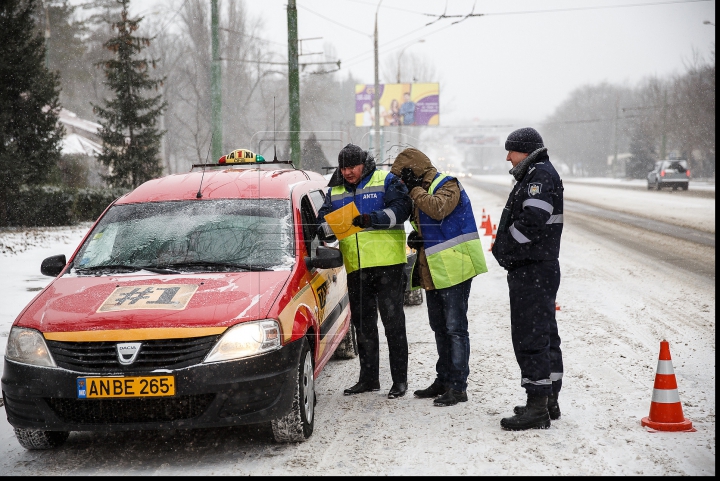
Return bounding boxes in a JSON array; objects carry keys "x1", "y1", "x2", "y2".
[
  {"x1": 273, "y1": 96, "x2": 278, "y2": 162},
  {"x1": 196, "y1": 133, "x2": 213, "y2": 199}
]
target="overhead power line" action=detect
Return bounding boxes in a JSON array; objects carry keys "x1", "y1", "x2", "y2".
[{"x1": 422, "y1": 0, "x2": 713, "y2": 25}]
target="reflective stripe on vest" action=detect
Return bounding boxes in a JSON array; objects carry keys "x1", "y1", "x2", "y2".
[
  {"x1": 329, "y1": 169, "x2": 406, "y2": 274},
  {"x1": 420, "y1": 173, "x2": 488, "y2": 289}
]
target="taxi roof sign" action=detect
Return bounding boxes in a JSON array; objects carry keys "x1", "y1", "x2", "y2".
[{"x1": 219, "y1": 149, "x2": 265, "y2": 164}]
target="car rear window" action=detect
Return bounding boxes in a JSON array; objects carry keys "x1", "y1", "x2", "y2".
[
  {"x1": 74, "y1": 199, "x2": 294, "y2": 272},
  {"x1": 663, "y1": 161, "x2": 687, "y2": 172}
]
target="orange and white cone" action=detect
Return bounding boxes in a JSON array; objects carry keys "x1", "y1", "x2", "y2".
[
  {"x1": 488, "y1": 224, "x2": 497, "y2": 251},
  {"x1": 482, "y1": 213, "x2": 493, "y2": 236},
  {"x1": 641, "y1": 340, "x2": 695, "y2": 432},
  {"x1": 479, "y1": 209, "x2": 487, "y2": 232}
]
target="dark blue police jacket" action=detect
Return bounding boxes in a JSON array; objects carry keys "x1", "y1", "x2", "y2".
[{"x1": 491, "y1": 150, "x2": 564, "y2": 271}]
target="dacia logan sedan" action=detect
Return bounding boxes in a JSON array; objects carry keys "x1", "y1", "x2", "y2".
[{"x1": 2, "y1": 150, "x2": 357, "y2": 449}]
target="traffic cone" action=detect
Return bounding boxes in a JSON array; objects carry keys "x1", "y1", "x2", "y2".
[
  {"x1": 488, "y1": 224, "x2": 497, "y2": 251},
  {"x1": 482, "y1": 213, "x2": 493, "y2": 236},
  {"x1": 641, "y1": 340, "x2": 695, "y2": 432},
  {"x1": 479, "y1": 209, "x2": 487, "y2": 232},
  {"x1": 555, "y1": 302, "x2": 561, "y2": 311}
]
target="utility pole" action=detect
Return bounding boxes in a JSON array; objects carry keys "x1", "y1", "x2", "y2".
[
  {"x1": 210, "y1": 0, "x2": 222, "y2": 162},
  {"x1": 373, "y1": 1, "x2": 383, "y2": 159},
  {"x1": 613, "y1": 94, "x2": 619, "y2": 175},
  {"x1": 660, "y1": 89, "x2": 667, "y2": 160},
  {"x1": 287, "y1": 0, "x2": 301, "y2": 168}
]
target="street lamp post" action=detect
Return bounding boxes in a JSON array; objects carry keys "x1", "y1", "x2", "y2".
[{"x1": 373, "y1": 0, "x2": 383, "y2": 160}]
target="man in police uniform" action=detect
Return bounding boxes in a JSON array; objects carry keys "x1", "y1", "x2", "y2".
[
  {"x1": 317, "y1": 144, "x2": 412, "y2": 399},
  {"x1": 492, "y1": 127, "x2": 564, "y2": 431},
  {"x1": 391, "y1": 148, "x2": 488, "y2": 406}
]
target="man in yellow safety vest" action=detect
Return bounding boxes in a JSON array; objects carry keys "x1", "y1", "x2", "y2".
[{"x1": 316, "y1": 144, "x2": 413, "y2": 399}]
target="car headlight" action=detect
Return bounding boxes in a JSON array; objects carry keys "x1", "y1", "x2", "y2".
[
  {"x1": 203, "y1": 320, "x2": 281, "y2": 363},
  {"x1": 5, "y1": 327, "x2": 57, "y2": 368}
]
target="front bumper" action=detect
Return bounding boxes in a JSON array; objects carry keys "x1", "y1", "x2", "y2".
[{"x1": 1, "y1": 338, "x2": 303, "y2": 432}]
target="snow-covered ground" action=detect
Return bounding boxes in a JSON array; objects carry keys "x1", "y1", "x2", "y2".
[
  {"x1": 0, "y1": 181, "x2": 715, "y2": 475},
  {"x1": 472, "y1": 174, "x2": 715, "y2": 233}
]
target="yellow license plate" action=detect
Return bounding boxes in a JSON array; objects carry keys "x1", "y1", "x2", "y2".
[{"x1": 77, "y1": 376, "x2": 175, "y2": 399}]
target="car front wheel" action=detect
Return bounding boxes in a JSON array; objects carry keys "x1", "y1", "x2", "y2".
[
  {"x1": 14, "y1": 428, "x2": 69, "y2": 450},
  {"x1": 271, "y1": 338, "x2": 314, "y2": 442}
]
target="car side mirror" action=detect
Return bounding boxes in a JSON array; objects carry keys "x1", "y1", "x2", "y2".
[
  {"x1": 41, "y1": 254, "x2": 67, "y2": 277},
  {"x1": 304, "y1": 246, "x2": 343, "y2": 270}
]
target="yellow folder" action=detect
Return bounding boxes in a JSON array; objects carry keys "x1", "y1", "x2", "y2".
[{"x1": 324, "y1": 201, "x2": 363, "y2": 241}]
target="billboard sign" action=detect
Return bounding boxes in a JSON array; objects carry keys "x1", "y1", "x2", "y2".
[{"x1": 355, "y1": 83, "x2": 439, "y2": 127}]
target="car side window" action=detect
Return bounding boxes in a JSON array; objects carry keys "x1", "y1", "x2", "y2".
[
  {"x1": 308, "y1": 190, "x2": 325, "y2": 216},
  {"x1": 300, "y1": 195, "x2": 319, "y2": 259}
]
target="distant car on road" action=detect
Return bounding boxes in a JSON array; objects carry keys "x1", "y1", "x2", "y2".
[{"x1": 647, "y1": 160, "x2": 690, "y2": 190}]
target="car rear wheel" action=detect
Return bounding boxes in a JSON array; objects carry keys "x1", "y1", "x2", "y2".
[
  {"x1": 14, "y1": 428, "x2": 69, "y2": 450},
  {"x1": 681, "y1": 183, "x2": 689, "y2": 190},
  {"x1": 333, "y1": 322, "x2": 358, "y2": 359},
  {"x1": 404, "y1": 289, "x2": 424, "y2": 306},
  {"x1": 646, "y1": 182, "x2": 652, "y2": 190},
  {"x1": 655, "y1": 181, "x2": 662, "y2": 191},
  {"x1": 271, "y1": 338, "x2": 314, "y2": 442}
]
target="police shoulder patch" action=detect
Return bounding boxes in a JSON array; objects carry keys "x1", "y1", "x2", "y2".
[{"x1": 528, "y1": 183, "x2": 542, "y2": 196}]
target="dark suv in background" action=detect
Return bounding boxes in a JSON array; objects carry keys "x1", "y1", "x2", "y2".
[{"x1": 647, "y1": 160, "x2": 690, "y2": 190}]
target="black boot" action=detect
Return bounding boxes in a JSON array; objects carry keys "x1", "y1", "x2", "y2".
[
  {"x1": 514, "y1": 392, "x2": 561, "y2": 420},
  {"x1": 343, "y1": 380, "x2": 380, "y2": 395},
  {"x1": 413, "y1": 379, "x2": 446, "y2": 399},
  {"x1": 433, "y1": 388, "x2": 468, "y2": 406},
  {"x1": 387, "y1": 382, "x2": 407, "y2": 399},
  {"x1": 501, "y1": 395, "x2": 551, "y2": 431}
]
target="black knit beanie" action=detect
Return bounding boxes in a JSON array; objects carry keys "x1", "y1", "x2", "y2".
[
  {"x1": 505, "y1": 127, "x2": 544, "y2": 153},
  {"x1": 338, "y1": 144, "x2": 366, "y2": 168}
]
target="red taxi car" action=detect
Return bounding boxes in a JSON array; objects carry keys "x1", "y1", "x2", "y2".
[{"x1": 2, "y1": 150, "x2": 357, "y2": 449}]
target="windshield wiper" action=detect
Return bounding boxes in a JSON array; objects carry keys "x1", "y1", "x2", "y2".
[
  {"x1": 158, "y1": 261, "x2": 272, "y2": 272},
  {"x1": 75, "y1": 264, "x2": 181, "y2": 275}
]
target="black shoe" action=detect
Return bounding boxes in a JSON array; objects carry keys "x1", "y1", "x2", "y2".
[
  {"x1": 433, "y1": 388, "x2": 468, "y2": 406},
  {"x1": 514, "y1": 392, "x2": 561, "y2": 420},
  {"x1": 501, "y1": 395, "x2": 551, "y2": 431},
  {"x1": 387, "y1": 382, "x2": 407, "y2": 399},
  {"x1": 414, "y1": 379, "x2": 447, "y2": 399},
  {"x1": 343, "y1": 380, "x2": 380, "y2": 395}
]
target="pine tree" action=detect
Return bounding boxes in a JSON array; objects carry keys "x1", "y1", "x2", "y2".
[
  {"x1": 94, "y1": 0, "x2": 165, "y2": 189},
  {"x1": 32, "y1": 0, "x2": 91, "y2": 118},
  {"x1": 301, "y1": 134, "x2": 330, "y2": 173},
  {"x1": 0, "y1": 0, "x2": 64, "y2": 226}
]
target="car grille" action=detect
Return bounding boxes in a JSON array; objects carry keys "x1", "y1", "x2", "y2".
[
  {"x1": 45, "y1": 336, "x2": 220, "y2": 373},
  {"x1": 46, "y1": 394, "x2": 215, "y2": 424}
]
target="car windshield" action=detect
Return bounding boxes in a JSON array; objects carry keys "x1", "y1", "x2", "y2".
[{"x1": 72, "y1": 199, "x2": 294, "y2": 274}]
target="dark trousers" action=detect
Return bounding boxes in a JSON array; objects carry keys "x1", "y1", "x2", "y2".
[
  {"x1": 508, "y1": 259, "x2": 563, "y2": 397},
  {"x1": 425, "y1": 278, "x2": 473, "y2": 392},
  {"x1": 347, "y1": 263, "x2": 408, "y2": 384}
]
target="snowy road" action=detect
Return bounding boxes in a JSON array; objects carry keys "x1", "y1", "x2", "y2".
[{"x1": 0, "y1": 179, "x2": 715, "y2": 475}]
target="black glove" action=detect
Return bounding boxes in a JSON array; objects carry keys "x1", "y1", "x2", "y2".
[
  {"x1": 352, "y1": 214, "x2": 372, "y2": 228},
  {"x1": 407, "y1": 231, "x2": 424, "y2": 250},
  {"x1": 400, "y1": 167, "x2": 424, "y2": 191}
]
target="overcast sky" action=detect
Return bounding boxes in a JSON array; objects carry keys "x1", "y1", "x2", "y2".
[{"x1": 135, "y1": 0, "x2": 715, "y2": 126}]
